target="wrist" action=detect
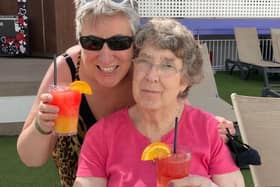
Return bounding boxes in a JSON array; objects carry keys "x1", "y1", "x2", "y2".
[{"x1": 34, "y1": 119, "x2": 52, "y2": 135}]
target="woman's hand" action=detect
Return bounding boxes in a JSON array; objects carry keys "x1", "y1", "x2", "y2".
[
  {"x1": 168, "y1": 175, "x2": 215, "y2": 187},
  {"x1": 215, "y1": 116, "x2": 236, "y2": 143},
  {"x1": 36, "y1": 93, "x2": 59, "y2": 133}
]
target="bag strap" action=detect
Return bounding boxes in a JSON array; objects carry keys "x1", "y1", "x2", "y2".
[{"x1": 226, "y1": 128, "x2": 250, "y2": 150}]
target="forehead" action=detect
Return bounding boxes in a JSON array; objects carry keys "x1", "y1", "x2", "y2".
[
  {"x1": 82, "y1": 13, "x2": 132, "y2": 37},
  {"x1": 139, "y1": 42, "x2": 175, "y2": 59},
  {"x1": 138, "y1": 43, "x2": 182, "y2": 64}
]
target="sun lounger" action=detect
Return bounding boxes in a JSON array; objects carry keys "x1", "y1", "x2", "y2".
[
  {"x1": 225, "y1": 27, "x2": 280, "y2": 97},
  {"x1": 231, "y1": 93, "x2": 280, "y2": 187},
  {"x1": 188, "y1": 44, "x2": 236, "y2": 122},
  {"x1": 261, "y1": 28, "x2": 280, "y2": 97},
  {"x1": 271, "y1": 28, "x2": 280, "y2": 63}
]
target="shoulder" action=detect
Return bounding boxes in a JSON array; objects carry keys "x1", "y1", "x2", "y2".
[
  {"x1": 103, "y1": 108, "x2": 130, "y2": 129},
  {"x1": 184, "y1": 105, "x2": 217, "y2": 124},
  {"x1": 59, "y1": 45, "x2": 81, "y2": 66},
  {"x1": 182, "y1": 105, "x2": 218, "y2": 134},
  {"x1": 65, "y1": 45, "x2": 81, "y2": 56},
  {"x1": 53, "y1": 45, "x2": 81, "y2": 80},
  {"x1": 87, "y1": 108, "x2": 130, "y2": 135}
]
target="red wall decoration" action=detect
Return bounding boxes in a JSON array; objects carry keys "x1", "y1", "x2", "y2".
[{"x1": 0, "y1": 0, "x2": 29, "y2": 56}]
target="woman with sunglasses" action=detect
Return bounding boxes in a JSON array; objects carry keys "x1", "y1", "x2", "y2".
[
  {"x1": 73, "y1": 18, "x2": 244, "y2": 187},
  {"x1": 17, "y1": 0, "x2": 235, "y2": 186},
  {"x1": 17, "y1": 1, "x2": 139, "y2": 186}
]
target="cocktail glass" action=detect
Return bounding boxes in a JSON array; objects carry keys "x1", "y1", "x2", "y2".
[
  {"x1": 155, "y1": 148, "x2": 191, "y2": 187},
  {"x1": 49, "y1": 84, "x2": 81, "y2": 136}
]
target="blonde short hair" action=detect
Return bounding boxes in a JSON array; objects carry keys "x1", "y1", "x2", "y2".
[{"x1": 74, "y1": 0, "x2": 140, "y2": 40}]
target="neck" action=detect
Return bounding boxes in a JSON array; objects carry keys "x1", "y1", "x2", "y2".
[{"x1": 129, "y1": 101, "x2": 184, "y2": 142}]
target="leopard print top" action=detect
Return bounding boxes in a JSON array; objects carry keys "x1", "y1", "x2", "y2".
[{"x1": 52, "y1": 53, "x2": 97, "y2": 187}]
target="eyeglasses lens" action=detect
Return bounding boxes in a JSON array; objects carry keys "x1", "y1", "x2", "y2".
[{"x1": 134, "y1": 58, "x2": 181, "y2": 78}]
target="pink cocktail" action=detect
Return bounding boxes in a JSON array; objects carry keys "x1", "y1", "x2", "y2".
[
  {"x1": 156, "y1": 152, "x2": 191, "y2": 187},
  {"x1": 49, "y1": 85, "x2": 81, "y2": 136}
]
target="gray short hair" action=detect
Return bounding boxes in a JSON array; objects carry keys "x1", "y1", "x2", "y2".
[
  {"x1": 134, "y1": 18, "x2": 203, "y2": 98},
  {"x1": 74, "y1": 0, "x2": 140, "y2": 40}
]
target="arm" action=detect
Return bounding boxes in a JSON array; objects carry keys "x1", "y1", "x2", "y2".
[
  {"x1": 168, "y1": 175, "x2": 214, "y2": 187},
  {"x1": 210, "y1": 115, "x2": 244, "y2": 187},
  {"x1": 212, "y1": 170, "x2": 245, "y2": 187},
  {"x1": 16, "y1": 55, "x2": 72, "y2": 166},
  {"x1": 73, "y1": 177, "x2": 107, "y2": 187},
  {"x1": 16, "y1": 93, "x2": 58, "y2": 166},
  {"x1": 215, "y1": 116, "x2": 236, "y2": 143},
  {"x1": 168, "y1": 170, "x2": 244, "y2": 187}
]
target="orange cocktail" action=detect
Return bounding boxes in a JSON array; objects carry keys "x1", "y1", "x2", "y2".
[
  {"x1": 50, "y1": 85, "x2": 81, "y2": 136},
  {"x1": 156, "y1": 152, "x2": 191, "y2": 187}
]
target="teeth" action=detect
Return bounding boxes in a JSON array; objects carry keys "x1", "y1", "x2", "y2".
[{"x1": 99, "y1": 66, "x2": 117, "y2": 73}]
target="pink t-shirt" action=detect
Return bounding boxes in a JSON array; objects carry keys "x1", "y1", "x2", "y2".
[{"x1": 77, "y1": 105, "x2": 239, "y2": 187}]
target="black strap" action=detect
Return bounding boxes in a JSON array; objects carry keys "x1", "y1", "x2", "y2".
[
  {"x1": 63, "y1": 53, "x2": 77, "y2": 81},
  {"x1": 62, "y1": 53, "x2": 97, "y2": 136},
  {"x1": 226, "y1": 128, "x2": 250, "y2": 153}
]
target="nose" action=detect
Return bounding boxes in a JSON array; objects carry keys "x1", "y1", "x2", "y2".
[
  {"x1": 98, "y1": 43, "x2": 114, "y2": 64},
  {"x1": 145, "y1": 64, "x2": 160, "y2": 82}
]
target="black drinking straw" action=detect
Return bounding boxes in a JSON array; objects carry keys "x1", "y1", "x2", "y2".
[
  {"x1": 53, "y1": 54, "x2": 57, "y2": 86},
  {"x1": 173, "y1": 117, "x2": 178, "y2": 154}
]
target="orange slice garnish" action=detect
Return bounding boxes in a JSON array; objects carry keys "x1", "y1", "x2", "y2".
[
  {"x1": 69, "y1": 81, "x2": 92, "y2": 95},
  {"x1": 141, "y1": 142, "x2": 171, "y2": 160}
]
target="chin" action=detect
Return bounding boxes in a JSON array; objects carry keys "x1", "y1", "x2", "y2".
[
  {"x1": 97, "y1": 78, "x2": 122, "y2": 88},
  {"x1": 96, "y1": 69, "x2": 130, "y2": 88}
]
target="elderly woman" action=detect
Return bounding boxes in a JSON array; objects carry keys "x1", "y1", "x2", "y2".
[{"x1": 74, "y1": 18, "x2": 244, "y2": 187}]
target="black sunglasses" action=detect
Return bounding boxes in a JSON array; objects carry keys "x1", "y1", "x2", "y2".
[{"x1": 79, "y1": 35, "x2": 133, "y2": 51}]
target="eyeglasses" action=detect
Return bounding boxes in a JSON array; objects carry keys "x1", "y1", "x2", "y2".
[
  {"x1": 81, "y1": 0, "x2": 137, "y2": 9},
  {"x1": 79, "y1": 35, "x2": 133, "y2": 51},
  {"x1": 133, "y1": 57, "x2": 183, "y2": 78}
]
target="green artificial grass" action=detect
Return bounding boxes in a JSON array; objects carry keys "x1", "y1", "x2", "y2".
[
  {"x1": 241, "y1": 169, "x2": 254, "y2": 187},
  {"x1": 215, "y1": 71, "x2": 264, "y2": 104},
  {"x1": 0, "y1": 71, "x2": 264, "y2": 187},
  {"x1": 0, "y1": 136, "x2": 60, "y2": 187}
]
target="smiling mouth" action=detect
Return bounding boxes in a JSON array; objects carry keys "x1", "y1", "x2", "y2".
[
  {"x1": 142, "y1": 89, "x2": 161, "y2": 94},
  {"x1": 97, "y1": 65, "x2": 119, "y2": 73}
]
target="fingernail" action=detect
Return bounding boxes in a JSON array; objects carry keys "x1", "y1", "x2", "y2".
[{"x1": 47, "y1": 94, "x2": 53, "y2": 100}]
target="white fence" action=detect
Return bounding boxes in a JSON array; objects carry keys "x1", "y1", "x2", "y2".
[
  {"x1": 137, "y1": 0, "x2": 280, "y2": 18},
  {"x1": 200, "y1": 39, "x2": 273, "y2": 70}
]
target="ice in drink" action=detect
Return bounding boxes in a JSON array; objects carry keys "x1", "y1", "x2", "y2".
[{"x1": 49, "y1": 85, "x2": 81, "y2": 136}]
